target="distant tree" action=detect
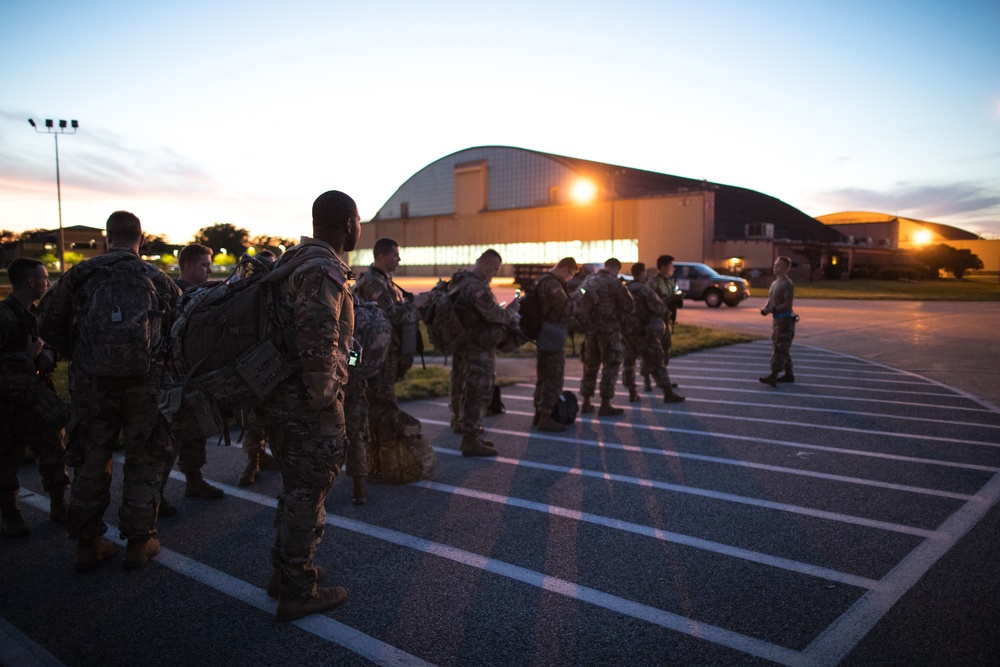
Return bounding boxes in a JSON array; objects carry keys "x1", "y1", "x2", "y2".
[
  {"x1": 63, "y1": 251, "x2": 84, "y2": 269},
  {"x1": 250, "y1": 233, "x2": 295, "y2": 257},
  {"x1": 38, "y1": 252, "x2": 59, "y2": 270},
  {"x1": 915, "y1": 244, "x2": 983, "y2": 279},
  {"x1": 1, "y1": 229, "x2": 19, "y2": 243},
  {"x1": 143, "y1": 233, "x2": 177, "y2": 256},
  {"x1": 194, "y1": 223, "x2": 250, "y2": 257},
  {"x1": 20, "y1": 228, "x2": 52, "y2": 240}
]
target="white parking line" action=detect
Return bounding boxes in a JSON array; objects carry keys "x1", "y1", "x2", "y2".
[{"x1": 0, "y1": 616, "x2": 66, "y2": 667}]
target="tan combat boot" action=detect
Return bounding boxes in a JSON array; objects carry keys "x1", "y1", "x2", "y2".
[
  {"x1": 123, "y1": 537, "x2": 161, "y2": 571},
  {"x1": 238, "y1": 451, "x2": 259, "y2": 487},
  {"x1": 185, "y1": 470, "x2": 224, "y2": 499},
  {"x1": 276, "y1": 586, "x2": 348, "y2": 623},
  {"x1": 537, "y1": 414, "x2": 567, "y2": 433},
  {"x1": 597, "y1": 398, "x2": 624, "y2": 417},
  {"x1": 75, "y1": 537, "x2": 118, "y2": 573},
  {"x1": 461, "y1": 434, "x2": 498, "y2": 457},
  {"x1": 267, "y1": 565, "x2": 328, "y2": 599},
  {"x1": 628, "y1": 387, "x2": 639, "y2": 402},
  {"x1": 581, "y1": 397, "x2": 594, "y2": 414},
  {"x1": 664, "y1": 388, "x2": 686, "y2": 403}
]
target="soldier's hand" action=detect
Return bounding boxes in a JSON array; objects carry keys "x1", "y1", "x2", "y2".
[
  {"x1": 26, "y1": 335, "x2": 44, "y2": 358},
  {"x1": 36, "y1": 348, "x2": 57, "y2": 374},
  {"x1": 760, "y1": 308, "x2": 768, "y2": 316}
]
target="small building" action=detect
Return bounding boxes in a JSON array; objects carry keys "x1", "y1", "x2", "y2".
[
  {"x1": 1, "y1": 225, "x2": 105, "y2": 269},
  {"x1": 351, "y1": 146, "x2": 846, "y2": 279}
]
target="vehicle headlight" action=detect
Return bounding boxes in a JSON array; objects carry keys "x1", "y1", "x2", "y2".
[{"x1": 727, "y1": 283, "x2": 738, "y2": 292}]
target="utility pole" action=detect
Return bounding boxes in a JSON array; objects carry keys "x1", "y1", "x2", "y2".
[{"x1": 28, "y1": 118, "x2": 78, "y2": 273}]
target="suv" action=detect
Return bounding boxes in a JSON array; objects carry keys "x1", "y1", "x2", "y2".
[{"x1": 673, "y1": 262, "x2": 750, "y2": 308}]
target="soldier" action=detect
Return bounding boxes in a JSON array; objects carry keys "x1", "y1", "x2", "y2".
[
  {"x1": 451, "y1": 249, "x2": 520, "y2": 456},
  {"x1": 578, "y1": 257, "x2": 634, "y2": 416},
  {"x1": 0, "y1": 258, "x2": 71, "y2": 537},
  {"x1": 353, "y1": 238, "x2": 426, "y2": 502},
  {"x1": 254, "y1": 190, "x2": 358, "y2": 622},
  {"x1": 158, "y1": 243, "x2": 223, "y2": 517},
  {"x1": 531, "y1": 257, "x2": 578, "y2": 433},
  {"x1": 759, "y1": 256, "x2": 796, "y2": 386},
  {"x1": 646, "y1": 254, "x2": 683, "y2": 391},
  {"x1": 38, "y1": 211, "x2": 180, "y2": 572},
  {"x1": 623, "y1": 263, "x2": 685, "y2": 403}
]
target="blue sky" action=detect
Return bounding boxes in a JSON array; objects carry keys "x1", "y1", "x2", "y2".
[{"x1": 2, "y1": 0, "x2": 998, "y2": 243}]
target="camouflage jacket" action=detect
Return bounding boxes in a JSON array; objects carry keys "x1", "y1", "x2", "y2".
[
  {"x1": 452, "y1": 269, "x2": 517, "y2": 350},
  {"x1": 354, "y1": 265, "x2": 420, "y2": 329},
  {"x1": 580, "y1": 269, "x2": 634, "y2": 334},
  {"x1": 649, "y1": 273, "x2": 682, "y2": 319},
  {"x1": 535, "y1": 271, "x2": 574, "y2": 326},
  {"x1": 626, "y1": 280, "x2": 667, "y2": 337},
  {"x1": 37, "y1": 248, "x2": 180, "y2": 366},
  {"x1": 274, "y1": 236, "x2": 354, "y2": 411},
  {"x1": 0, "y1": 293, "x2": 47, "y2": 384}
]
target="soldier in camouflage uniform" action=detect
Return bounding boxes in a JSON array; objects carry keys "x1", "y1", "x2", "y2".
[
  {"x1": 353, "y1": 237, "x2": 426, "y2": 502},
  {"x1": 646, "y1": 254, "x2": 683, "y2": 392},
  {"x1": 578, "y1": 258, "x2": 634, "y2": 416},
  {"x1": 38, "y1": 211, "x2": 180, "y2": 572},
  {"x1": 759, "y1": 256, "x2": 796, "y2": 387},
  {"x1": 254, "y1": 190, "x2": 358, "y2": 622},
  {"x1": 0, "y1": 258, "x2": 71, "y2": 537},
  {"x1": 622, "y1": 263, "x2": 685, "y2": 404},
  {"x1": 531, "y1": 257, "x2": 578, "y2": 433},
  {"x1": 451, "y1": 249, "x2": 520, "y2": 456}
]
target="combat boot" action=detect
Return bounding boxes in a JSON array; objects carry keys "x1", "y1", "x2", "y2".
[
  {"x1": 537, "y1": 414, "x2": 567, "y2": 433},
  {"x1": 777, "y1": 372, "x2": 795, "y2": 383},
  {"x1": 352, "y1": 476, "x2": 368, "y2": 505},
  {"x1": 1, "y1": 502, "x2": 30, "y2": 538},
  {"x1": 238, "y1": 453, "x2": 259, "y2": 487},
  {"x1": 628, "y1": 387, "x2": 639, "y2": 402},
  {"x1": 597, "y1": 398, "x2": 624, "y2": 417},
  {"x1": 123, "y1": 537, "x2": 161, "y2": 571},
  {"x1": 664, "y1": 389, "x2": 686, "y2": 403},
  {"x1": 643, "y1": 375, "x2": 652, "y2": 391},
  {"x1": 581, "y1": 397, "x2": 594, "y2": 414},
  {"x1": 267, "y1": 565, "x2": 328, "y2": 599},
  {"x1": 75, "y1": 537, "x2": 118, "y2": 573},
  {"x1": 49, "y1": 490, "x2": 69, "y2": 524},
  {"x1": 158, "y1": 496, "x2": 178, "y2": 518},
  {"x1": 185, "y1": 470, "x2": 225, "y2": 499},
  {"x1": 758, "y1": 374, "x2": 778, "y2": 387},
  {"x1": 276, "y1": 586, "x2": 348, "y2": 623},
  {"x1": 461, "y1": 434, "x2": 498, "y2": 457}
]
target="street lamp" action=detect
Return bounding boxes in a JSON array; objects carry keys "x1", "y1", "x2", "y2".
[{"x1": 28, "y1": 117, "x2": 79, "y2": 272}]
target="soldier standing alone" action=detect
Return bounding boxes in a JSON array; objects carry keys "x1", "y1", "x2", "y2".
[{"x1": 759, "y1": 255, "x2": 796, "y2": 386}]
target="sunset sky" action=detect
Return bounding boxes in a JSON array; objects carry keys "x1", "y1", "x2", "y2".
[{"x1": 3, "y1": 0, "x2": 998, "y2": 244}]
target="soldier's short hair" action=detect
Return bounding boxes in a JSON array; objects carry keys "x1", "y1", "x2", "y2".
[
  {"x1": 312, "y1": 190, "x2": 357, "y2": 235},
  {"x1": 178, "y1": 243, "x2": 212, "y2": 268},
  {"x1": 656, "y1": 255, "x2": 675, "y2": 269},
  {"x1": 631, "y1": 262, "x2": 646, "y2": 279},
  {"x1": 373, "y1": 237, "x2": 399, "y2": 258},
  {"x1": 604, "y1": 257, "x2": 621, "y2": 271},
  {"x1": 776, "y1": 255, "x2": 792, "y2": 269},
  {"x1": 555, "y1": 257, "x2": 578, "y2": 272},
  {"x1": 106, "y1": 211, "x2": 142, "y2": 245},
  {"x1": 479, "y1": 248, "x2": 502, "y2": 263},
  {"x1": 7, "y1": 257, "x2": 44, "y2": 288},
  {"x1": 257, "y1": 249, "x2": 276, "y2": 262}
]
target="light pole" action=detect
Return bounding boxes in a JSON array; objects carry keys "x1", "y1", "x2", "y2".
[{"x1": 28, "y1": 117, "x2": 78, "y2": 272}]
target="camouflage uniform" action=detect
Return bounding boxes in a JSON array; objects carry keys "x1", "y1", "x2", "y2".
[
  {"x1": 766, "y1": 276, "x2": 796, "y2": 376},
  {"x1": 622, "y1": 281, "x2": 672, "y2": 390},
  {"x1": 353, "y1": 266, "x2": 421, "y2": 456},
  {"x1": 450, "y1": 271, "x2": 517, "y2": 436},
  {"x1": 0, "y1": 293, "x2": 70, "y2": 512},
  {"x1": 37, "y1": 249, "x2": 180, "y2": 541},
  {"x1": 532, "y1": 271, "x2": 573, "y2": 416},
  {"x1": 579, "y1": 269, "x2": 634, "y2": 401},
  {"x1": 343, "y1": 374, "x2": 369, "y2": 478},
  {"x1": 255, "y1": 237, "x2": 353, "y2": 602}
]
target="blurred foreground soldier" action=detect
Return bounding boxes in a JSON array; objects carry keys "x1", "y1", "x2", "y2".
[
  {"x1": 451, "y1": 249, "x2": 520, "y2": 456},
  {"x1": 0, "y1": 258, "x2": 71, "y2": 536},
  {"x1": 531, "y1": 257, "x2": 578, "y2": 433},
  {"x1": 623, "y1": 263, "x2": 684, "y2": 403},
  {"x1": 759, "y1": 256, "x2": 796, "y2": 386},
  {"x1": 255, "y1": 190, "x2": 358, "y2": 622},
  {"x1": 578, "y1": 258, "x2": 633, "y2": 416},
  {"x1": 158, "y1": 243, "x2": 222, "y2": 517},
  {"x1": 647, "y1": 254, "x2": 683, "y2": 391},
  {"x1": 38, "y1": 211, "x2": 180, "y2": 571},
  {"x1": 354, "y1": 238, "x2": 427, "y2": 500}
]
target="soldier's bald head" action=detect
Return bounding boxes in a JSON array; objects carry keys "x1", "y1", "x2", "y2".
[{"x1": 312, "y1": 190, "x2": 360, "y2": 252}]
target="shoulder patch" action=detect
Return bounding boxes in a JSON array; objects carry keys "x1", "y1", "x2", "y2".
[{"x1": 326, "y1": 266, "x2": 346, "y2": 286}]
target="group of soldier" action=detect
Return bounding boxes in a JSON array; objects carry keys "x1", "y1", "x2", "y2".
[{"x1": 1, "y1": 184, "x2": 744, "y2": 624}]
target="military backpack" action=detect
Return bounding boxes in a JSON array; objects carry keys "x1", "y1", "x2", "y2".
[
  {"x1": 418, "y1": 273, "x2": 467, "y2": 355},
  {"x1": 350, "y1": 294, "x2": 393, "y2": 381}
]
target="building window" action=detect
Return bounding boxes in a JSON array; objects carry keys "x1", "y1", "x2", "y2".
[{"x1": 400, "y1": 202, "x2": 409, "y2": 219}]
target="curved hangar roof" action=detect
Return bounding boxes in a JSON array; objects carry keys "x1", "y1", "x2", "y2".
[{"x1": 373, "y1": 146, "x2": 844, "y2": 243}]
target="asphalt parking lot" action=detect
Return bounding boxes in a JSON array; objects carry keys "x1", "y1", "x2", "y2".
[{"x1": 3, "y1": 322, "x2": 999, "y2": 666}]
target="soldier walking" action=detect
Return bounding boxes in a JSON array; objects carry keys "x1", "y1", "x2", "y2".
[
  {"x1": 531, "y1": 257, "x2": 578, "y2": 433},
  {"x1": 578, "y1": 258, "x2": 634, "y2": 416}
]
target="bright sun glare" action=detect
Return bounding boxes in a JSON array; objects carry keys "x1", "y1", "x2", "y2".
[
  {"x1": 913, "y1": 229, "x2": 933, "y2": 245},
  {"x1": 571, "y1": 179, "x2": 598, "y2": 204}
]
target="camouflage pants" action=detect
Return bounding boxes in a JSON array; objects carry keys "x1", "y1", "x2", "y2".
[
  {"x1": 159, "y1": 431, "x2": 208, "y2": 493},
  {"x1": 534, "y1": 349, "x2": 565, "y2": 414},
  {"x1": 367, "y1": 350, "x2": 402, "y2": 446},
  {"x1": 623, "y1": 335, "x2": 671, "y2": 390},
  {"x1": 0, "y1": 392, "x2": 69, "y2": 503},
  {"x1": 344, "y1": 377, "x2": 370, "y2": 478},
  {"x1": 581, "y1": 331, "x2": 624, "y2": 400},
  {"x1": 242, "y1": 409, "x2": 269, "y2": 458},
  {"x1": 770, "y1": 318, "x2": 796, "y2": 375},
  {"x1": 66, "y1": 370, "x2": 170, "y2": 540},
  {"x1": 452, "y1": 347, "x2": 496, "y2": 436},
  {"x1": 259, "y1": 380, "x2": 345, "y2": 601}
]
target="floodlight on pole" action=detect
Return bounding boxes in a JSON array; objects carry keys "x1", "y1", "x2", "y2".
[{"x1": 28, "y1": 117, "x2": 79, "y2": 273}]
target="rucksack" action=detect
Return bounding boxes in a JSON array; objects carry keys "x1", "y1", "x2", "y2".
[
  {"x1": 350, "y1": 294, "x2": 393, "y2": 381},
  {"x1": 552, "y1": 390, "x2": 579, "y2": 425},
  {"x1": 418, "y1": 274, "x2": 467, "y2": 355},
  {"x1": 73, "y1": 254, "x2": 167, "y2": 377},
  {"x1": 370, "y1": 410, "x2": 435, "y2": 484},
  {"x1": 163, "y1": 252, "x2": 326, "y2": 438},
  {"x1": 517, "y1": 279, "x2": 544, "y2": 340}
]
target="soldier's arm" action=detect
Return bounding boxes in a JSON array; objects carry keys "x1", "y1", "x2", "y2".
[
  {"x1": 645, "y1": 287, "x2": 667, "y2": 320},
  {"x1": 293, "y1": 269, "x2": 348, "y2": 411},
  {"x1": 37, "y1": 267, "x2": 87, "y2": 358}
]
